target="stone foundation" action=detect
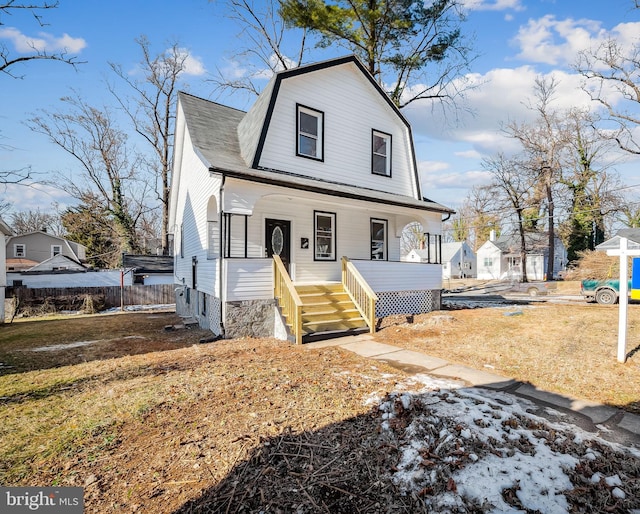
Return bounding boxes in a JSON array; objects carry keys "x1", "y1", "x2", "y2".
[{"x1": 224, "y1": 299, "x2": 277, "y2": 339}]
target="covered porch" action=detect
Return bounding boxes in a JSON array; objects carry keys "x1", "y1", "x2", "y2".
[
  {"x1": 224, "y1": 255, "x2": 442, "y2": 343},
  {"x1": 215, "y1": 177, "x2": 447, "y2": 341}
]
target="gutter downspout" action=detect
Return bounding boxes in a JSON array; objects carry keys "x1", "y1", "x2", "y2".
[{"x1": 219, "y1": 171, "x2": 226, "y2": 338}]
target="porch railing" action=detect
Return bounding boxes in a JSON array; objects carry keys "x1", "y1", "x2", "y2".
[
  {"x1": 273, "y1": 255, "x2": 303, "y2": 344},
  {"x1": 341, "y1": 257, "x2": 378, "y2": 334}
]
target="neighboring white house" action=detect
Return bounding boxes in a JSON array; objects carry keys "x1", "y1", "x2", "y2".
[
  {"x1": 6, "y1": 231, "x2": 86, "y2": 271},
  {"x1": 169, "y1": 55, "x2": 453, "y2": 342},
  {"x1": 406, "y1": 241, "x2": 476, "y2": 279},
  {"x1": 27, "y1": 254, "x2": 87, "y2": 272},
  {"x1": 477, "y1": 231, "x2": 567, "y2": 281},
  {"x1": 0, "y1": 218, "x2": 13, "y2": 323}
]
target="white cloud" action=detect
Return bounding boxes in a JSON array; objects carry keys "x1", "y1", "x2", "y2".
[
  {"x1": 179, "y1": 49, "x2": 206, "y2": 76},
  {"x1": 0, "y1": 27, "x2": 86, "y2": 54},
  {"x1": 404, "y1": 66, "x2": 595, "y2": 156},
  {"x1": 512, "y1": 16, "x2": 640, "y2": 68},
  {"x1": 418, "y1": 161, "x2": 491, "y2": 189},
  {"x1": 455, "y1": 149, "x2": 483, "y2": 159},
  {"x1": 1, "y1": 182, "x2": 73, "y2": 213}
]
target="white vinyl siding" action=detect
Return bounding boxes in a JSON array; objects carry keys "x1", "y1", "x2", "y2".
[
  {"x1": 353, "y1": 260, "x2": 442, "y2": 292},
  {"x1": 225, "y1": 259, "x2": 273, "y2": 301},
  {"x1": 477, "y1": 243, "x2": 502, "y2": 280},
  {"x1": 207, "y1": 221, "x2": 218, "y2": 259},
  {"x1": 171, "y1": 123, "x2": 222, "y2": 298},
  {"x1": 249, "y1": 193, "x2": 439, "y2": 283},
  {"x1": 257, "y1": 65, "x2": 416, "y2": 197}
]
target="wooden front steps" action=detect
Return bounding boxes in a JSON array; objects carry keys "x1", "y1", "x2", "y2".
[{"x1": 293, "y1": 283, "x2": 368, "y2": 341}]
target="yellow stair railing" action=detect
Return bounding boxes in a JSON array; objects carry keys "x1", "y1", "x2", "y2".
[
  {"x1": 273, "y1": 255, "x2": 304, "y2": 344},
  {"x1": 341, "y1": 257, "x2": 378, "y2": 334}
]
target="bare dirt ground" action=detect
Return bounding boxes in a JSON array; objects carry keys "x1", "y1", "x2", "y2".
[{"x1": 1, "y1": 305, "x2": 639, "y2": 513}]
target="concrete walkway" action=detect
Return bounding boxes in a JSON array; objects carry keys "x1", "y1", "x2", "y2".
[{"x1": 305, "y1": 333, "x2": 640, "y2": 449}]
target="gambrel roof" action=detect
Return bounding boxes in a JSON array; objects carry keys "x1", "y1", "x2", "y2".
[{"x1": 176, "y1": 56, "x2": 452, "y2": 215}]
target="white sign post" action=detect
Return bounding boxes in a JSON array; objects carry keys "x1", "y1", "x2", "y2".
[{"x1": 606, "y1": 237, "x2": 640, "y2": 363}]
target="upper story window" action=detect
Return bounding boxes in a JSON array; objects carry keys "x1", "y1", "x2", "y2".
[
  {"x1": 372, "y1": 130, "x2": 392, "y2": 176},
  {"x1": 51, "y1": 245, "x2": 62, "y2": 257},
  {"x1": 14, "y1": 244, "x2": 25, "y2": 258},
  {"x1": 297, "y1": 104, "x2": 324, "y2": 161}
]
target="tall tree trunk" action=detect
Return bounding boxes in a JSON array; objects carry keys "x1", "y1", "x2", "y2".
[
  {"x1": 517, "y1": 208, "x2": 528, "y2": 283},
  {"x1": 546, "y1": 181, "x2": 554, "y2": 281}
]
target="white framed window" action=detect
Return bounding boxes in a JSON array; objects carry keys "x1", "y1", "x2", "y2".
[
  {"x1": 372, "y1": 130, "x2": 392, "y2": 176},
  {"x1": 484, "y1": 257, "x2": 493, "y2": 267},
  {"x1": 14, "y1": 244, "x2": 25, "y2": 258},
  {"x1": 314, "y1": 211, "x2": 335, "y2": 261},
  {"x1": 297, "y1": 104, "x2": 324, "y2": 160},
  {"x1": 51, "y1": 245, "x2": 62, "y2": 257},
  {"x1": 370, "y1": 218, "x2": 387, "y2": 260}
]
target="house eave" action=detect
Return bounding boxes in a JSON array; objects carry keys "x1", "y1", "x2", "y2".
[{"x1": 210, "y1": 165, "x2": 454, "y2": 215}]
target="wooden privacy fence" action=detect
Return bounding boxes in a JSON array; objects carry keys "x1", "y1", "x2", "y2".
[{"x1": 8, "y1": 284, "x2": 176, "y2": 311}]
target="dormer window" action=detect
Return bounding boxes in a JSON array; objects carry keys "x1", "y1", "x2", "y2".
[
  {"x1": 372, "y1": 130, "x2": 392, "y2": 176},
  {"x1": 14, "y1": 244, "x2": 25, "y2": 258},
  {"x1": 297, "y1": 104, "x2": 324, "y2": 160}
]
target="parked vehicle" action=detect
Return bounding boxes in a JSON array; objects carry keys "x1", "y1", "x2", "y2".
[
  {"x1": 580, "y1": 279, "x2": 632, "y2": 305},
  {"x1": 508, "y1": 281, "x2": 558, "y2": 296}
]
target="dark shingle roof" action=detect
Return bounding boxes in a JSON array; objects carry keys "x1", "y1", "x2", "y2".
[{"x1": 123, "y1": 255, "x2": 174, "y2": 273}]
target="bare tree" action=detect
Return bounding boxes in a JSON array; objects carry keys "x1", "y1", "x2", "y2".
[
  {"x1": 213, "y1": 0, "x2": 472, "y2": 109},
  {"x1": 0, "y1": 1, "x2": 83, "y2": 78},
  {"x1": 558, "y1": 108, "x2": 622, "y2": 263},
  {"x1": 10, "y1": 206, "x2": 63, "y2": 234},
  {"x1": 210, "y1": 0, "x2": 308, "y2": 100},
  {"x1": 504, "y1": 77, "x2": 567, "y2": 280},
  {"x1": 575, "y1": 22, "x2": 640, "y2": 155},
  {"x1": 109, "y1": 36, "x2": 187, "y2": 255},
  {"x1": 453, "y1": 186, "x2": 500, "y2": 252},
  {"x1": 482, "y1": 154, "x2": 535, "y2": 282},
  {"x1": 27, "y1": 93, "x2": 152, "y2": 255}
]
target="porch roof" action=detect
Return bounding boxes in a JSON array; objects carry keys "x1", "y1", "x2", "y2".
[{"x1": 178, "y1": 91, "x2": 454, "y2": 215}]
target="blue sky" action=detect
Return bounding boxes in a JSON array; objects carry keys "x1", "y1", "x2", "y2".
[{"x1": 2, "y1": 0, "x2": 640, "y2": 216}]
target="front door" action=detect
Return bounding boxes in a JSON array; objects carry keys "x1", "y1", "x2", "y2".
[{"x1": 265, "y1": 219, "x2": 291, "y2": 272}]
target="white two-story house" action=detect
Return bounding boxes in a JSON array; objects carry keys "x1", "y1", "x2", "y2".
[{"x1": 169, "y1": 56, "x2": 453, "y2": 343}]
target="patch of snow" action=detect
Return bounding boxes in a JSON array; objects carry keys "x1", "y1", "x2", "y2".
[
  {"x1": 102, "y1": 303, "x2": 175, "y2": 313},
  {"x1": 605, "y1": 474, "x2": 623, "y2": 487},
  {"x1": 31, "y1": 335, "x2": 145, "y2": 352},
  {"x1": 612, "y1": 487, "x2": 626, "y2": 499},
  {"x1": 368, "y1": 375, "x2": 640, "y2": 512}
]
